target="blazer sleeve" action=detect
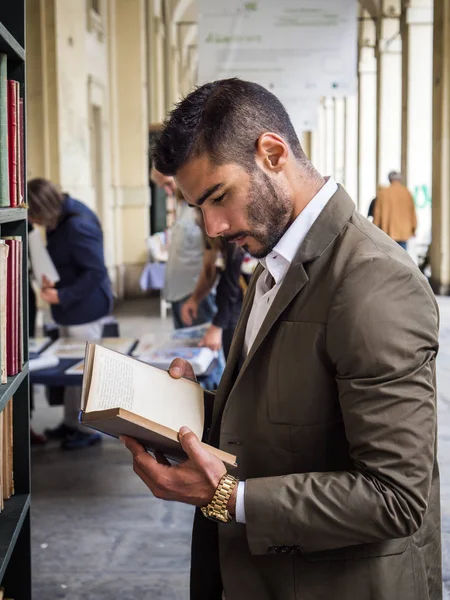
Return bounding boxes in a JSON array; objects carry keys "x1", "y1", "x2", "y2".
[
  {"x1": 244, "y1": 257, "x2": 439, "y2": 555},
  {"x1": 57, "y1": 215, "x2": 109, "y2": 309}
]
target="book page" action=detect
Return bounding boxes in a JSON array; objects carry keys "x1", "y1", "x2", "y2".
[
  {"x1": 28, "y1": 228, "x2": 60, "y2": 286},
  {"x1": 86, "y1": 345, "x2": 204, "y2": 438}
]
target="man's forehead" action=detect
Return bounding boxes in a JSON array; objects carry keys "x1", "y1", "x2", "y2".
[{"x1": 175, "y1": 156, "x2": 231, "y2": 203}]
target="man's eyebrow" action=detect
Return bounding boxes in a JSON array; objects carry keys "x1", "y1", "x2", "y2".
[{"x1": 192, "y1": 182, "x2": 224, "y2": 207}]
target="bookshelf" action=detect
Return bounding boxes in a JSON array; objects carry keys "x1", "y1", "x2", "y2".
[{"x1": 0, "y1": 2, "x2": 31, "y2": 600}]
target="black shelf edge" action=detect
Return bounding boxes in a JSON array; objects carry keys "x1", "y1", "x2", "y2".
[
  {"x1": 0, "y1": 23, "x2": 25, "y2": 62},
  {"x1": 0, "y1": 207, "x2": 27, "y2": 224},
  {"x1": 0, "y1": 364, "x2": 29, "y2": 412},
  {"x1": 0, "y1": 494, "x2": 30, "y2": 581}
]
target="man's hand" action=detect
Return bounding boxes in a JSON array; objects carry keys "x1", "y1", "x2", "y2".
[
  {"x1": 121, "y1": 427, "x2": 227, "y2": 507},
  {"x1": 180, "y1": 297, "x2": 199, "y2": 326},
  {"x1": 41, "y1": 287, "x2": 60, "y2": 305},
  {"x1": 168, "y1": 358, "x2": 197, "y2": 383},
  {"x1": 199, "y1": 324, "x2": 223, "y2": 352}
]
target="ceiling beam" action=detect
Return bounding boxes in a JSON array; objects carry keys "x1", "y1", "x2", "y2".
[{"x1": 359, "y1": 0, "x2": 381, "y2": 19}]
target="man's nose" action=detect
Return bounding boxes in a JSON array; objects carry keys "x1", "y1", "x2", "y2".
[{"x1": 203, "y1": 210, "x2": 230, "y2": 238}]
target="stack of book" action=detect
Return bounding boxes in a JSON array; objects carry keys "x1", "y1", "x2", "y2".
[
  {"x1": 0, "y1": 237, "x2": 23, "y2": 382},
  {"x1": 0, "y1": 53, "x2": 24, "y2": 209},
  {"x1": 0, "y1": 396, "x2": 14, "y2": 512}
]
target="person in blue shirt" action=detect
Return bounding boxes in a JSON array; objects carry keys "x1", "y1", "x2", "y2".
[{"x1": 27, "y1": 178, "x2": 113, "y2": 450}]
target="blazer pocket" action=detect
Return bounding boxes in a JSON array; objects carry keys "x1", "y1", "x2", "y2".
[
  {"x1": 267, "y1": 321, "x2": 339, "y2": 426},
  {"x1": 301, "y1": 538, "x2": 409, "y2": 562}
]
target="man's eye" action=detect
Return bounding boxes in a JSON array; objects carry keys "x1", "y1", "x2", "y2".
[{"x1": 213, "y1": 193, "x2": 226, "y2": 205}]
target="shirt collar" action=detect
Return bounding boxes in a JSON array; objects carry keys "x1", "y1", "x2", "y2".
[{"x1": 261, "y1": 177, "x2": 338, "y2": 284}]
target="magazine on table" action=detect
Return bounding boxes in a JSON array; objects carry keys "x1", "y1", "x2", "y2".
[
  {"x1": 134, "y1": 324, "x2": 216, "y2": 376},
  {"x1": 45, "y1": 337, "x2": 136, "y2": 360}
]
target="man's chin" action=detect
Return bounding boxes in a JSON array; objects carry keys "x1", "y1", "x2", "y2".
[{"x1": 246, "y1": 242, "x2": 272, "y2": 259}]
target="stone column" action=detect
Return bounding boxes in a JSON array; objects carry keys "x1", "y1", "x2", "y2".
[
  {"x1": 26, "y1": 0, "x2": 60, "y2": 182},
  {"x1": 358, "y1": 13, "x2": 377, "y2": 216},
  {"x1": 376, "y1": 0, "x2": 402, "y2": 185},
  {"x1": 147, "y1": 0, "x2": 166, "y2": 124},
  {"x1": 324, "y1": 97, "x2": 336, "y2": 177},
  {"x1": 109, "y1": 0, "x2": 150, "y2": 297},
  {"x1": 401, "y1": 0, "x2": 433, "y2": 265},
  {"x1": 334, "y1": 97, "x2": 346, "y2": 185},
  {"x1": 344, "y1": 95, "x2": 358, "y2": 201},
  {"x1": 430, "y1": 0, "x2": 450, "y2": 293}
]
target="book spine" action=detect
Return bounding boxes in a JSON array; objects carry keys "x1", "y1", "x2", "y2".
[
  {"x1": 18, "y1": 97, "x2": 24, "y2": 205},
  {"x1": 3, "y1": 240, "x2": 17, "y2": 376},
  {"x1": 7, "y1": 81, "x2": 17, "y2": 208},
  {"x1": 16, "y1": 239, "x2": 23, "y2": 370},
  {"x1": 0, "y1": 55, "x2": 8, "y2": 207},
  {"x1": 0, "y1": 409, "x2": 3, "y2": 510},
  {"x1": 8, "y1": 398, "x2": 13, "y2": 498},
  {"x1": 0, "y1": 242, "x2": 8, "y2": 384}
]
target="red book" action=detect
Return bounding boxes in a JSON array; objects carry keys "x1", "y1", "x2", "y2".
[
  {"x1": 3, "y1": 239, "x2": 17, "y2": 376},
  {"x1": 18, "y1": 97, "x2": 24, "y2": 205},
  {"x1": 15, "y1": 238, "x2": 23, "y2": 369},
  {"x1": 7, "y1": 80, "x2": 18, "y2": 208}
]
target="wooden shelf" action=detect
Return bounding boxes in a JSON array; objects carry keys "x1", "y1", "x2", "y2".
[
  {"x1": 0, "y1": 207, "x2": 27, "y2": 225},
  {"x1": 0, "y1": 494, "x2": 30, "y2": 580},
  {"x1": 0, "y1": 364, "x2": 28, "y2": 413},
  {"x1": 0, "y1": 22, "x2": 24, "y2": 62}
]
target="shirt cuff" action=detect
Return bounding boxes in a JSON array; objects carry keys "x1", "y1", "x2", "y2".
[{"x1": 235, "y1": 481, "x2": 246, "y2": 524}]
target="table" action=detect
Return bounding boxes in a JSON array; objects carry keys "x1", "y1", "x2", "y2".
[{"x1": 29, "y1": 351, "x2": 219, "y2": 389}]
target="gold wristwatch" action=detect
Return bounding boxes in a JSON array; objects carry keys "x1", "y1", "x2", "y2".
[{"x1": 201, "y1": 473, "x2": 239, "y2": 523}]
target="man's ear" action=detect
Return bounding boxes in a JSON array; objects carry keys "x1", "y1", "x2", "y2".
[{"x1": 255, "y1": 133, "x2": 289, "y2": 172}]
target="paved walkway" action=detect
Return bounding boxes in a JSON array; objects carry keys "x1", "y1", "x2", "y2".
[{"x1": 30, "y1": 297, "x2": 450, "y2": 599}]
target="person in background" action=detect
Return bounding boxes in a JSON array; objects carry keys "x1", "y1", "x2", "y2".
[
  {"x1": 150, "y1": 168, "x2": 223, "y2": 389},
  {"x1": 27, "y1": 178, "x2": 113, "y2": 450},
  {"x1": 150, "y1": 168, "x2": 217, "y2": 330},
  {"x1": 181, "y1": 237, "x2": 244, "y2": 359},
  {"x1": 373, "y1": 171, "x2": 417, "y2": 250}
]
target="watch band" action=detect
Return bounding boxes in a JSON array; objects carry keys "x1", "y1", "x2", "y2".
[{"x1": 201, "y1": 473, "x2": 239, "y2": 523}]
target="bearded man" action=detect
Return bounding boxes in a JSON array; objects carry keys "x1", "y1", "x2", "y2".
[{"x1": 122, "y1": 79, "x2": 441, "y2": 600}]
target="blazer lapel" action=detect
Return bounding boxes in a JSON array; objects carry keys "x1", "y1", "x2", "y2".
[{"x1": 209, "y1": 185, "x2": 356, "y2": 440}]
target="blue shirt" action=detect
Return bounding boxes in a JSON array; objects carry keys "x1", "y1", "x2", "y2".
[{"x1": 46, "y1": 195, "x2": 113, "y2": 326}]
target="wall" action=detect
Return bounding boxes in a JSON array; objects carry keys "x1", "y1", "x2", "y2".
[{"x1": 26, "y1": 0, "x2": 150, "y2": 297}]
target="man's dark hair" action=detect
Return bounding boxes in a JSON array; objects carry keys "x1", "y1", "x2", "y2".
[{"x1": 153, "y1": 78, "x2": 307, "y2": 175}]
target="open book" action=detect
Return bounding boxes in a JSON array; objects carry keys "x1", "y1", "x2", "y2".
[{"x1": 80, "y1": 343, "x2": 236, "y2": 467}]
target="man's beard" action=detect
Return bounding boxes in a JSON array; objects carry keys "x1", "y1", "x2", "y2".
[{"x1": 225, "y1": 170, "x2": 293, "y2": 259}]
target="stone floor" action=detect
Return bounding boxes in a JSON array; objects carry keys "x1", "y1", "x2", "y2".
[{"x1": 30, "y1": 296, "x2": 450, "y2": 599}]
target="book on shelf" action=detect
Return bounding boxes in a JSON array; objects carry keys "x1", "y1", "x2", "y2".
[
  {"x1": 7, "y1": 80, "x2": 18, "y2": 208},
  {"x1": 18, "y1": 97, "x2": 24, "y2": 205},
  {"x1": 0, "y1": 54, "x2": 8, "y2": 208},
  {"x1": 0, "y1": 409, "x2": 3, "y2": 511},
  {"x1": 80, "y1": 343, "x2": 237, "y2": 467},
  {"x1": 0, "y1": 240, "x2": 8, "y2": 384},
  {"x1": 0, "y1": 52, "x2": 22, "y2": 209},
  {"x1": 1, "y1": 396, "x2": 14, "y2": 504},
  {"x1": 2, "y1": 236, "x2": 23, "y2": 376}
]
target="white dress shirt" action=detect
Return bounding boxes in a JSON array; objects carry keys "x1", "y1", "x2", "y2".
[{"x1": 235, "y1": 177, "x2": 338, "y2": 524}]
